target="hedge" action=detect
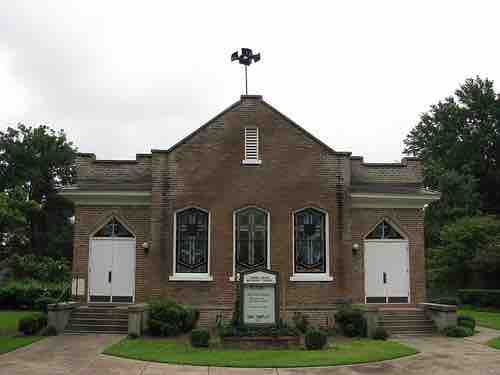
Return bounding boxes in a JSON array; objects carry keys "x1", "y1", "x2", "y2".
[
  {"x1": 0, "y1": 281, "x2": 70, "y2": 310},
  {"x1": 147, "y1": 299, "x2": 199, "y2": 337},
  {"x1": 457, "y1": 289, "x2": 500, "y2": 308},
  {"x1": 18, "y1": 312, "x2": 48, "y2": 335}
]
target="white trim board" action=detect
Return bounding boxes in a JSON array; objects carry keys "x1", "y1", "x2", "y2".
[
  {"x1": 351, "y1": 192, "x2": 440, "y2": 209},
  {"x1": 59, "y1": 189, "x2": 151, "y2": 206}
]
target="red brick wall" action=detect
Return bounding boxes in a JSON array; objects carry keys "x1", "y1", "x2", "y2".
[
  {"x1": 350, "y1": 208, "x2": 426, "y2": 305},
  {"x1": 72, "y1": 206, "x2": 150, "y2": 302},
  {"x1": 145, "y1": 96, "x2": 351, "y2": 324},
  {"x1": 71, "y1": 96, "x2": 428, "y2": 327}
]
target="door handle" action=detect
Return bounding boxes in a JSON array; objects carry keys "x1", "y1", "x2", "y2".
[
  {"x1": 108, "y1": 271, "x2": 112, "y2": 283},
  {"x1": 383, "y1": 272, "x2": 387, "y2": 284}
]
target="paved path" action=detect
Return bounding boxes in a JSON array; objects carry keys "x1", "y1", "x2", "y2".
[{"x1": 0, "y1": 328, "x2": 499, "y2": 375}]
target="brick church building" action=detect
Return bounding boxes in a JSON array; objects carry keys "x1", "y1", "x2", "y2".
[{"x1": 62, "y1": 95, "x2": 439, "y2": 326}]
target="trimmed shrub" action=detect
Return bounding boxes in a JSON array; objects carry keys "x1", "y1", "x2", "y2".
[
  {"x1": 334, "y1": 308, "x2": 367, "y2": 337},
  {"x1": 442, "y1": 325, "x2": 474, "y2": 337},
  {"x1": 458, "y1": 315, "x2": 476, "y2": 331},
  {"x1": 191, "y1": 328, "x2": 210, "y2": 347},
  {"x1": 18, "y1": 312, "x2": 47, "y2": 335},
  {"x1": 147, "y1": 299, "x2": 199, "y2": 337},
  {"x1": 292, "y1": 312, "x2": 309, "y2": 333},
  {"x1": 0, "y1": 281, "x2": 70, "y2": 310},
  {"x1": 373, "y1": 327, "x2": 389, "y2": 340},
  {"x1": 35, "y1": 296, "x2": 58, "y2": 313},
  {"x1": 305, "y1": 328, "x2": 328, "y2": 350},
  {"x1": 457, "y1": 289, "x2": 500, "y2": 309},
  {"x1": 217, "y1": 320, "x2": 300, "y2": 338}
]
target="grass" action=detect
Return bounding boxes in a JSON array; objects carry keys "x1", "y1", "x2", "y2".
[
  {"x1": 486, "y1": 337, "x2": 500, "y2": 350},
  {"x1": 104, "y1": 337, "x2": 418, "y2": 368},
  {"x1": 0, "y1": 336, "x2": 42, "y2": 354},
  {"x1": 0, "y1": 310, "x2": 44, "y2": 354},
  {"x1": 458, "y1": 308, "x2": 500, "y2": 330}
]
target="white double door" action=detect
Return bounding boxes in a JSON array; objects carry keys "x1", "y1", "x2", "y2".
[
  {"x1": 365, "y1": 240, "x2": 409, "y2": 304},
  {"x1": 89, "y1": 238, "x2": 135, "y2": 303}
]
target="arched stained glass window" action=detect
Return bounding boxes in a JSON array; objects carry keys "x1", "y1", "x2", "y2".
[
  {"x1": 294, "y1": 208, "x2": 326, "y2": 273},
  {"x1": 235, "y1": 208, "x2": 268, "y2": 272},
  {"x1": 176, "y1": 208, "x2": 208, "y2": 273},
  {"x1": 366, "y1": 220, "x2": 403, "y2": 239},
  {"x1": 93, "y1": 218, "x2": 134, "y2": 238}
]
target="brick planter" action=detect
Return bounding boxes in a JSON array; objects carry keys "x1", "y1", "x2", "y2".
[{"x1": 221, "y1": 335, "x2": 301, "y2": 349}]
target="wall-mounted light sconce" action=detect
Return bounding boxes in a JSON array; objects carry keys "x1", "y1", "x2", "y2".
[
  {"x1": 142, "y1": 242, "x2": 149, "y2": 254},
  {"x1": 352, "y1": 243, "x2": 360, "y2": 255}
]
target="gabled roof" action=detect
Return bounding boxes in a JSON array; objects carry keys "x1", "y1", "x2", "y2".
[{"x1": 151, "y1": 95, "x2": 351, "y2": 156}]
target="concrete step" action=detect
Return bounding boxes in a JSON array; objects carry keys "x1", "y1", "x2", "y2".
[
  {"x1": 69, "y1": 318, "x2": 128, "y2": 325},
  {"x1": 66, "y1": 323, "x2": 128, "y2": 332}
]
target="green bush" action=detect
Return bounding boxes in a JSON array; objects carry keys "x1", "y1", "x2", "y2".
[
  {"x1": 191, "y1": 328, "x2": 210, "y2": 347},
  {"x1": 9, "y1": 254, "x2": 70, "y2": 283},
  {"x1": 334, "y1": 307, "x2": 367, "y2": 337},
  {"x1": 429, "y1": 297, "x2": 458, "y2": 305},
  {"x1": 442, "y1": 325, "x2": 474, "y2": 337},
  {"x1": 458, "y1": 289, "x2": 500, "y2": 309},
  {"x1": 305, "y1": 328, "x2": 328, "y2": 350},
  {"x1": 18, "y1": 312, "x2": 47, "y2": 335},
  {"x1": 0, "y1": 280, "x2": 70, "y2": 310},
  {"x1": 457, "y1": 315, "x2": 476, "y2": 330},
  {"x1": 147, "y1": 299, "x2": 199, "y2": 337},
  {"x1": 217, "y1": 320, "x2": 300, "y2": 338},
  {"x1": 292, "y1": 312, "x2": 309, "y2": 333},
  {"x1": 373, "y1": 327, "x2": 389, "y2": 340}
]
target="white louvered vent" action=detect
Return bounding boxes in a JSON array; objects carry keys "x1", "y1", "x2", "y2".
[{"x1": 242, "y1": 128, "x2": 261, "y2": 165}]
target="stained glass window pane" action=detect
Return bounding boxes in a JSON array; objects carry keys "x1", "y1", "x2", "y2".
[
  {"x1": 176, "y1": 208, "x2": 208, "y2": 273},
  {"x1": 236, "y1": 208, "x2": 267, "y2": 273},
  {"x1": 294, "y1": 208, "x2": 326, "y2": 273},
  {"x1": 366, "y1": 220, "x2": 403, "y2": 239},
  {"x1": 94, "y1": 218, "x2": 133, "y2": 238}
]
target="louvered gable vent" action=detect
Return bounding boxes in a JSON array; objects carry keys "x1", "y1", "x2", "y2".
[{"x1": 242, "y1": 128, "x2": 262, "y2": 165}]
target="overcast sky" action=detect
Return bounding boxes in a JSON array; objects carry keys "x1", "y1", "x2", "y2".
[{"x1": 1, "y1": 1, "x2": 499, "y2": 162}]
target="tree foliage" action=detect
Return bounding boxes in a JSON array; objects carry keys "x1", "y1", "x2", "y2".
[
  {"x1": 404, "y1": 76, "x2": 500, "y2": 214},
  {"x1": 404, "y1": 77, "x2": 500, "y2": 292},
  {"x1": 428, "y1": 216, "x2": 500, "y2": 290},
  {"x1": 0, "y1": 124, "x2": 77, "y2": 258}
]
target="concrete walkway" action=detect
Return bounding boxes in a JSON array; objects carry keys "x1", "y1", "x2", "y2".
[{"x1": 0, "y1": 328, "x2": 499, "y2": 375}]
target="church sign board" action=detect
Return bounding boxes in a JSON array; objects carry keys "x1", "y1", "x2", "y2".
[{"x1": 240, "y1": 270, "x2": 278, "y2": 325}]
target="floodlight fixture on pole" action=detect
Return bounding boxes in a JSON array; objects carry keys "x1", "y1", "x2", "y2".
[{"x1": 231, "y1": 48, "x2": 261, "y2": 95}]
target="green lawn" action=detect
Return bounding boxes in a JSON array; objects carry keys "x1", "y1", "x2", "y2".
[
  {"x1": 487, "y1": 337, "x2": 500, "y2": 350},
  {"x1": 0, "y1": 311, "x2": 38, "y2": 335},
  {"x1": 104, "y1": 338, "x2": 418, "y2": 368},
  {"x1": 458, "y1": 308, "x2": 500, "y2": 330},
  {"x1": 0, "y1": 311, "x2": 44, "y2": 354},
  {"x1": 0, "y1": 336, "x2": 42, "y2": 354}
]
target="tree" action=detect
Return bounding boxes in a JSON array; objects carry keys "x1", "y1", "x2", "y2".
[
  {"x1": 0, "y1": 124, "x2": 77, "y2": 257},
  {"x1": 428, "y1": 216, "x2": 500, "y2": 290},
  {"x1": 404, "y1": 77, "x2": 500, "y2": 214}
]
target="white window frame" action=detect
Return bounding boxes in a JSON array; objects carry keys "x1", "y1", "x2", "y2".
[
  {"x1": 230, "y1": 206, "x2": 271, "y2": 281},
  {"x1": 290, "y1": 207, "x2": 333, "y2": 282},
  {"x1": 169, "y1": 207, "x2": 213, "y2": 282},
  {"x1": 242, "y1": 127, "x2": 262, "y2": 165}
]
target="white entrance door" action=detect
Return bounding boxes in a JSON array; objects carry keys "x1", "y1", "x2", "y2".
[
  {"x1": 365, "y1": 240, "x2": 409, "y2": 304},
  {"x1": 89, "y1": 239, "x2": 113, "y2": 302},
  {"x1": 111, "y1": 239, "x2": 136, "y2": 303},
  {"x1": 89, "y1": 238, "x2": 135, "y2": 303}
]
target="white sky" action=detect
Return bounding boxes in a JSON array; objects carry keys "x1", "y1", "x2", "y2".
[{"x1": 1, "y1": 1, "x2": 499, "y2": 162}]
